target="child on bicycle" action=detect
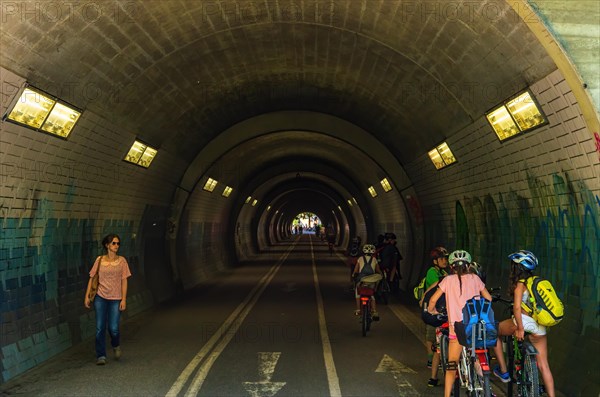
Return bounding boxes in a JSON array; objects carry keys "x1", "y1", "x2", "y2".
[
  {"x1": 497, "y1": 250, "x2": 555, "y2": 397},
  {"x1": 352, "y1": 244, "x2": 381, "y2": 320},
  {"x1": 421, "y1": 246, "x2": 449, "y2": 387},
  {"x1": 428, "y1": 250, "x2": 508, "y2": 397}
]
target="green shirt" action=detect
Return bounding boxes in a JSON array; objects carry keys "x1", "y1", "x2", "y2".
[{"x1": 425, "y1": 266, "x2": 447, "y2": 289}]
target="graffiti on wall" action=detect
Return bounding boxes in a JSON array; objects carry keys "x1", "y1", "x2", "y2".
[
  {"x1": 595, "y1": 132, "x2": 600, "y2": 161},
  {"x1": 453, "y1": 172, "x2": 599, "y2": 330}
]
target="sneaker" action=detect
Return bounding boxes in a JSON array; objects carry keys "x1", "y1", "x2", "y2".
[
  {"x1": 493, "y1": 366, "x2": 510, "y2": 383},
  {"x1": 114, "y1": 346, "x2": 121, "y2": 360},
  {"x1": 96, "y1": 356, "x2": 106, "y2": 366},
  {"x1": 354, "y1": 310, "x2": 361, "y2": 316},
  {"x1": 427, "y1": 378, "x2": 439, "y2": 387},
  {"x1": 427, "y1": 359, "x2": 432, "y2": 368},
  {"x1": 372, "y1": 311, "x2": 380, "y2": 321}
]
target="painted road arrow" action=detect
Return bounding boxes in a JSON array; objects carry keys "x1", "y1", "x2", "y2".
[
  {"x1": 375, "y1": 354, "x2": 419, "y2": 396},
  {"x1": 242, "y1": 352, "x2": 286, "y2": 397}
]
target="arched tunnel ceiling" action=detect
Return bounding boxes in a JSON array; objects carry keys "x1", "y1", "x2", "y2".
[
  {"x1": 0, "y1": 1, "x2": 557, "y2": 165},
  {"x1": 203, "y1": 130, "x2": 384, "y2": 196}
]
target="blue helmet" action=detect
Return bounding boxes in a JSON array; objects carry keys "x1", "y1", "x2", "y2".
[{"x1": 508, "y1": 250, "x2": 538, "y2": 270}]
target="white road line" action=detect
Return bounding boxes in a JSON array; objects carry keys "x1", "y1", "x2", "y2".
[
  {"x1": 310, "y1": 237, "x2": 342, "y2": 397},
  {"x1": 166, "y1": 243, "x2": 297, "y2": 397}
]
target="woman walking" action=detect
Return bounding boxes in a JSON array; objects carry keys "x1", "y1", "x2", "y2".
[{"x1": 84, "y1": 234, "x2": 132, "y2": 365}]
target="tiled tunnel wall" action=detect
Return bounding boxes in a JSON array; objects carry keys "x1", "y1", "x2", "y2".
[
  {"x1": 0, "y1": 67, "x2": 186, "y2": 382},
  {"x1": 1, "y1": 63, "x2": 599, "y2": 396},
  {"x1": 405, "y1": 68, "x2": 600, "y2": 396}
]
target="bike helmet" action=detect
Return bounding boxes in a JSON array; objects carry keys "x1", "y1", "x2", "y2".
[
  {"x1": 362, "y1": 244, "x2": 376, "y2": 254},
  {"x1": 448, "y1": 250, "x2": 472, "y2": 268},
  {"x1": 508, "y1": 250, "x2": 538, "y2": 270},
  {"x1": 430, "y1": 246, "x2": 449, "y2": 259},
  {"x1": 469, "y1": 261, "x2": 481, "y2": 275}
]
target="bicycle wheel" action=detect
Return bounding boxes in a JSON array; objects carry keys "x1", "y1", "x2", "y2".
[
  {"x1": 440, "y1": 334, "x2": 449, "y2": 373},
  {"x1": 362, "y1": 306, "x2": 369, "y2": 336},
  {"x1": 520, "y1": 353, "x2": 539, "y2": 397}
]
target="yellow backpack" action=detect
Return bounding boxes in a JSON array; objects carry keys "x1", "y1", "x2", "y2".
[{"x1": 520, "y1": 276, "x2": 564, "y2": 327}]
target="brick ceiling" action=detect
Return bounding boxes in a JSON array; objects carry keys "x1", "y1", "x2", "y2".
[{"x1": 0, "y1": 0, "x2": 556, "y2": 164}]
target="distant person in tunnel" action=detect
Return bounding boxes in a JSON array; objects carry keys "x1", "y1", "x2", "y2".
[
  {"x1": 84, "y1": 234, "x2": 132, "y2": 366},
  {"x1": 352, "y1": 244, "x2": 382, "y2": 320},
  {"x1": 379, "y1": 233, "x2": 403, "y2": 292}
]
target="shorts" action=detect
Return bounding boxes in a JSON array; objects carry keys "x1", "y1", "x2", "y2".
[
  {"x1": 513, "y1": 314, "x2": 546, "y2": 336},
  {"x1": 426, "y1": 324, "x2": 436, "y2": 342}
]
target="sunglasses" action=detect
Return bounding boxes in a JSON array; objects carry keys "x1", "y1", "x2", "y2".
[{"x1": 110, "y1": 241, "x2": 121, "y2": 246}]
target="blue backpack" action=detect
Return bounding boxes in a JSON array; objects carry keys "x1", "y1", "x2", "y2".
[{"x1": 455, "y1": 297, "x2": 497, "y2": 349}]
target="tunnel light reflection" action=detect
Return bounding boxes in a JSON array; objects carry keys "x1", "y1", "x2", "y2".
[
  {"x1": 245, "y1": 196, "x2": 252, "y2": 204},
  {"x1": 347, "y1": 199, "x2": 353, "y2": 207},
  {"x1": 5, "y1": 86, "x2": 81, "y2": 138},
  {"x1": 252, "y1": 199, "x2": 258, "y2": 206}
]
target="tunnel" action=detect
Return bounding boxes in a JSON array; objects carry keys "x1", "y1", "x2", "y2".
[{"x1": 0, "y1": 1, "x2": 598, "y2": 396}]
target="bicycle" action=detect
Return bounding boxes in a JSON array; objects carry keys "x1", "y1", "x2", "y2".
[
  {"x1": 435, "y1": 322, "x2": 461, "y2": 396},
  {"x1": 492, "y1": 293, "x2": 540, "y2": 397},
  {"x1": 355, "y1": 273, "x2": 382, "y2": 337},
  {"x1": 376, "y1": 267, "x2": 391, "y2": 305}
]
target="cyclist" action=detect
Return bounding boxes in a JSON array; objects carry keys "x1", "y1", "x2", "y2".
[
  {"x1": 497, "y1": 250, "x2": 555, "y2": 397},
  {"x1": 421, "y1": 246, "x2": 449, "y2": 387},
  {"x1": 352, "y1": 244, "x2": 382, "y2": 320},
  {"x1": 427, "y1": 250, "x2": 508, "y2": 397}
]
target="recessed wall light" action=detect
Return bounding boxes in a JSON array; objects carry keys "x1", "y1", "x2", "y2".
[
  {"x1": 124, "y1": 140, "x2": 158, "y2": 168},
  {"x1": 486, "y1": 90, "x2": 547, "y2": 141},
  {"x1": 202, "y1": 177, "x2": 218, "y2": 192},
  {"x1": 222, "y1": 186, "x2": 233, "y2": 197},
  {"x1": 4, "y1": 86, "x2": 81, "y2": 138},
  {"x1": 380, "y1": 178, "x2": 393, "y2": 192},
  {"x1": 368, "y1": 186, "x2": 378, "y2": 198},
  {"x1": 428, "y1": 142, "x2": 456, "y2": 170}
]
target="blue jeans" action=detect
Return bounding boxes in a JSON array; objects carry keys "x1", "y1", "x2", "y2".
[{"x1": 94, "y1": 295, "x2": 121, "y2": 358}]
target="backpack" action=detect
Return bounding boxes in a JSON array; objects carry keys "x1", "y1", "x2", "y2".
[
  {"x1": 520, "y1": 276, "x2": 564, "y2": 327},
  {"x1": 454, "y1": 297, "x2": 497, "y2": 349},
  {"x1": 421, "y1": 288, "x2": 447, "y2": 327},
  {"x1": 413, "y1": 277, "x2": 426, "y2": 300},
  {"x1": 414, "y1": 267, "x2": 447, "y2": 301}
]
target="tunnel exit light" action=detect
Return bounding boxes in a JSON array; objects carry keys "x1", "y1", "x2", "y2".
[
  {"x1": 368, "y1": 186, "x2": 378, "y2": 198},
  {"x1": 380, "y1": 178, "x2": 393, "y2": 192},
  {"x1": 486, "y1": 90, "x2": 547, "y2": 141},
  {"x1": 4, "y1": 85, "x2": 82, "y2": 138},
  {"x1": 202, "y1": 178, "x2": 218, "y2": 192},
  {"x1": 428, "y1": 142, "x2": 456, "y2": 170},
  {"x1": 124, "y1": 140, "x2": 158, "y2": 168}
]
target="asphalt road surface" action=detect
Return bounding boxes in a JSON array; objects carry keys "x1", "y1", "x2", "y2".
[{"x1": 0, "y1": 235, "x2": 509, "y2": 397}]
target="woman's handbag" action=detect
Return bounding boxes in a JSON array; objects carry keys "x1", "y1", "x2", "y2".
[{"x1": 88, "y1": 271, "x2": 99, "y2": 303}]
